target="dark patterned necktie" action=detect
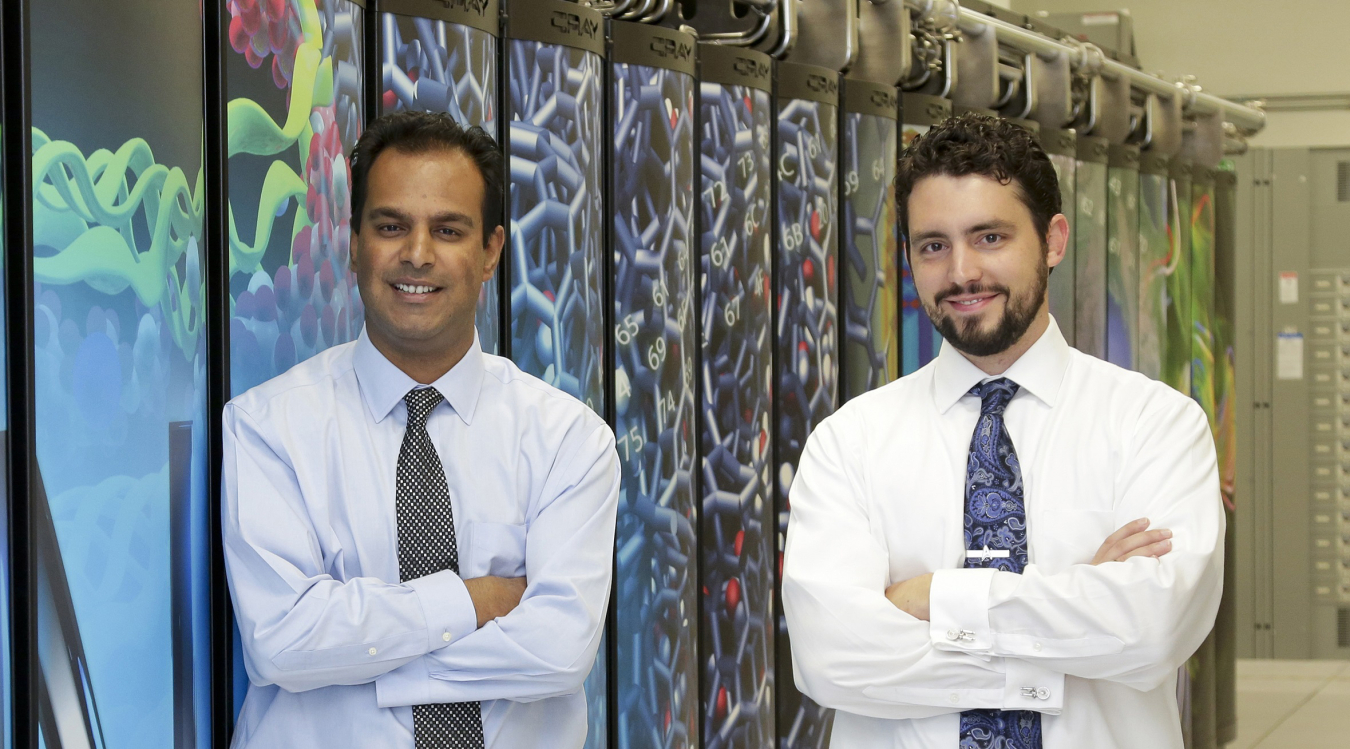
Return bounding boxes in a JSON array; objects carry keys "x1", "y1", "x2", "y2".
[
  {"x1": 396, "y1": 387, "x2": 484, "y2": 749},
  {"x1": 959, "y1": 379, "x2": 1043, "y2": 749}
]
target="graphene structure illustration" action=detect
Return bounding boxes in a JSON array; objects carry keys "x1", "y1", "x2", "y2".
[
  {"x1": 380, "y1": 11, "x2": 502, "y2": 354},
  {"x1": 506, "y1": 40, "x2": 607, "y2": 412},
  {"x1": 899, "y1": 123, "x2": 939, "y2": 375},
  {"x1": 611, "y1": 59, "x2": 700, "y2": 749},
  {"x1": 841, "y1": 111, "x2": 898, "y2": 401},
  {"x1": 774, "y1": 96, "x2": 838, "y2": 749},
  {"x1": 697, "y1": 82, "x2": 775, "y2": 749}
]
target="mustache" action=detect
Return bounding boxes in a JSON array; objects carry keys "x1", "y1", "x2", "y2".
[{"x1": 934, "y1": 283, "x2": 1009, "y2": 305}]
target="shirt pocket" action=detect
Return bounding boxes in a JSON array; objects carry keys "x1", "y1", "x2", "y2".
[
  {"x1": 1032, "y1": 510, "x2": 1117, "y2": 572},
  {"x1": 466, "y1": 521, "x2": 528, "y2": 578}
]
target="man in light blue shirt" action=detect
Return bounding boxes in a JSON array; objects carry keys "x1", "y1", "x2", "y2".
[{"x1": 223, "y1": 111, "x2": 620, "y2": 748}]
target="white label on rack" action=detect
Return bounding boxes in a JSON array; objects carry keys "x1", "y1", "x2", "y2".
[
  {"x1": 1277, "y1": 331, "x2": 1304, "y2": 380},
  {"x1": 1279, "y1": 271, "x2": 1299, "y2": 304}
]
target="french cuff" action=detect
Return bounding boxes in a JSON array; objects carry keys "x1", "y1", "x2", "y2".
[
  {"x1": 407, "y1": 569, "x2": 476, "y2": 653},
  {"x1": 1002, "y1": 659, "x2": 1064, "y2": 714},
  {"x1": 929, "y1": 567, "x2": 997, "y2": 654},
  {"x1": 375, "y1": 653, "x2": 432, "y2": 708}
]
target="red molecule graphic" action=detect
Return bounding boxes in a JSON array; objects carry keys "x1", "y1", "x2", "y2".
[
  {"x1": 725, "y1": 577, "x2": 741, "y2": 613},
  {"x1": 715, "y1": 686, "x2": 729, "y2": 722},
  {"x1": 810, "y1": 209, "x2": 821, "y2": 241},
  {"x1": 733, "y1": 529, "x2": 744, "y2": 557},
  {"x1": 802, "y1": 257, "x2": 815, "y2": 284},
  {"x1": 227, "y1": 0, "x2": 301, "y2": 85}
]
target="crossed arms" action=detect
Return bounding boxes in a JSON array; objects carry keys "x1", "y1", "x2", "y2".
[
  {"x1": 222, "y1": 404, "x2": 620, "y2": 703},
  {"x1": 780, "y1": 396, "x2": 1224, "y2": 720}
]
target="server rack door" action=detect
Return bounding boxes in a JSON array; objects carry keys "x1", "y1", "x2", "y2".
[
  {"x1": 697, "y1": 42, "x2": 776, "y2": 749},
  {"x1": 774, "y1": 61, "x2": 839, "y2": 749},
  {"x1": 898, "y1": 94, "x2": 949, "y2": 375},
  {"x1": 225, "y1": 0, "x2": 367, "y2": 719},
  {"x1": 1073, "y1": 135, "x2": 1109, "y2": 359},
  {"x1": 1137, "y1": 152, "x2": 1172, "y2": 382},
  {"x1": 607, "y1": 20, "x2": 699, "y2": 749},
  {"x1": 378, "y1": 0, "x2": 503, "y2": 355},
  {"x1": 1105, "y1": 144, "x2": 1140, "y2": 370},
  {"x1": 1044, "y1": 129, "x2": 1077, "y2": 347},
  {"x1": 1211, "y1": 167, "x2": 1238, "y2": 748},
  {"x1": 1165, "y1": 162, "x2": 1194, "y2": 396},
  {"x1": 30, "y1": 0, "x2": 210, "y2": 744},
  {"x1": 502, "y1": 0, "x2": 608, "y2": 741},
  {"x1": 839, "y1": 79, "x2": 899, "y2": 402}
]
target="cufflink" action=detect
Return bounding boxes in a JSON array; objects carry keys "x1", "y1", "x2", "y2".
[
  {"x1": 1020, "y1": 686, "x2": 1050, "y2": 700},
  {"x1": 946, "y1": 629, "x2": 976, "y2": 642}
]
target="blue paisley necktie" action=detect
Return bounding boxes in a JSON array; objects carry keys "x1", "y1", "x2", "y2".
[{"x1": 959, "y1": 378, "x2": 1043, "y2": 749}]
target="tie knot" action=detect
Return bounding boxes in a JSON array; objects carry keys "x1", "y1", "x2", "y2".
[
  {"x1": 970, "y1": 378, "x2": 1019, "y2": 415},
  {"x1": 404, "y1": 387, "x2": 444, "y2": 426}
]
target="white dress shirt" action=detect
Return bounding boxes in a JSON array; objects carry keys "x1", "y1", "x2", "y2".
[
  {"x1": 223, "y1": 329, "x2": 620, "y2": 748},
  {"x1": 781, "y1": 317, "x2": 1223, "y2": 748}
]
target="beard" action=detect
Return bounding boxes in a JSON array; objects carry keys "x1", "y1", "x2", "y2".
[{"x1": 921, "y1": 249, "x2": 1049, "y2": 358}]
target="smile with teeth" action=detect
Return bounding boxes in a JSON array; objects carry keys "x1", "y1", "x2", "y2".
[{"x1": 393, "y1": 282, "x2": 439, "y2": 294}]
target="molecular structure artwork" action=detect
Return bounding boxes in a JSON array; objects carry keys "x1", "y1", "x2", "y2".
[
  {"x1": 380, "y1": 10, "x2": 502, "y2": 354},
  {"x1": 1105, "y1": 164, "x2": 1140, "y2": 370},
  {"x1": 841, "y1": 111, "x2": 898, "y2": 400},
  {"x1": 697, "y1": 81, "x2": 775, "y2": 749},
  {"x1": 32, "y1": 130, "x2": 204, "y2": 363},
  {"x1": 29, "y1": 123, "x2": 207, "y2": 748},
  {"x1": 1164, "y1": 175, "x2": 1192, "y2": 395},
  {"x1": 774, "y1": 95, "x2": 838, "y2": 749},
  {"x1": 1074, "y1": 157, "x2": 1108, "y2": 360},
  {"x1": 506, "y1": 39, "x2": 606, "y2": 413},
  {"x1": 227, "y1": 0, "x2": 365, "y2": 396},
  {"x1": 1137, "y1": 170, "x2": 1169, "y2": 382},
  {"x1": 611, "y1": 57, "x2": 699, "y2": 749},
  {"x1": 899, "y1": 123, "x2": 939, "y2": 375}
]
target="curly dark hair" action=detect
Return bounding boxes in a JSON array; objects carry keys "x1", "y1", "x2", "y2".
[
  {"x1": 895, "y1": 113, "x2": 1060, "y2": 252},
  {"x1": 349, "y1": 110, "x2": 502, "y2": 242}
]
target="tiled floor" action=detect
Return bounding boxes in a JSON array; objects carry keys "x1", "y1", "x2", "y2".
[{"x1": 1232, "y1": 659, "x2": 1350, "y2": 748}]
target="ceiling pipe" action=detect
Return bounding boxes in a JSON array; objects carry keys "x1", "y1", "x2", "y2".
[{"x1": 916, "y1": 1, "x2": 1267, "y2": 135}]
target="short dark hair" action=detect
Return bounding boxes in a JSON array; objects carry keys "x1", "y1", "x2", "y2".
[
  {"x1": 895, "y1": 113, "x2": 1060, "y2": 249},
  {"x1": 349, "y1": 111, "x2": 502, "y2": 242}
]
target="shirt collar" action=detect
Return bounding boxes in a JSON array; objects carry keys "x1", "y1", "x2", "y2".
[
  {"x1": 931, "y1": 315, "x2": 1071, "y2": 414},
  {"x1": 353, "y1": 327, "x2": 485, "y2": 426}
]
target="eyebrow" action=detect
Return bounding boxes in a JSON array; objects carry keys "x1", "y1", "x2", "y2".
[
  {"x1": 366, "y1": 207, "x2": 477, "y2": 227},
  {"x1": 911, "y1": 219, "x2": 1019, "y2": 244}
]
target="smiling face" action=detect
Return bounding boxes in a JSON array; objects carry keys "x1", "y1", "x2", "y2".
[
  {"x1": 907, "y1": 173, "x2": 1068, "y2": 370},
  {"x1": 351, "y1": 146, "x2": 504, "y2": 382}
]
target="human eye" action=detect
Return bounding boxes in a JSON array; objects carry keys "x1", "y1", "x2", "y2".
[
  {"x1": 979, "y1": 233, "x2": 1003, "y2": 246},
  {"x1": 919, "y1": 241, "x2": 945, "y2": 255}
]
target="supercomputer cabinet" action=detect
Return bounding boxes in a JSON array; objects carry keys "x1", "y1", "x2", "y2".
[{"x1": 1233, "y1": 147, "x2": 1350, "y2": 659}]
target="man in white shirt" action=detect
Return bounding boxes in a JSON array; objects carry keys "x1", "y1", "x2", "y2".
[
  {"x1": 780, "y1": 113, "x2": 1223, "y2": 748},
  {"x1": 223, "y1": 111, "x2": 620, "y2": 748}
]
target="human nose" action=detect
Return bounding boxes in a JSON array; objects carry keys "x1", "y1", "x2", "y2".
[
  {"x1": 402, "y1": 227, "x2": 434, "y2": 268},
  {"x1": 948, "y1": 242, "x2": 982, "y2": 288}
]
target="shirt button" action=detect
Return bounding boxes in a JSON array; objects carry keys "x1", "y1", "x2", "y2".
[
  {"x1": 949, "y1": 693, "x2": 960, "y2": 704},
  {"x1": 1033, "y1": 642, "x2": 1043, "y2": 652},
  {"x1": 442, "y1": 632, "x2": 452, "y2": 642},
  {"x1": 368, "y1": 647, "x2": 377, "y2": 656},
  {"x1": 1036, "y1": 688, "x2": 1050, "y2": 700}
]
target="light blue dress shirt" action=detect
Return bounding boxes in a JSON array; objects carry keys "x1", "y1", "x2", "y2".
[{"x1": 223, "y1": 329, "x2": 620, "y2": 748}]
